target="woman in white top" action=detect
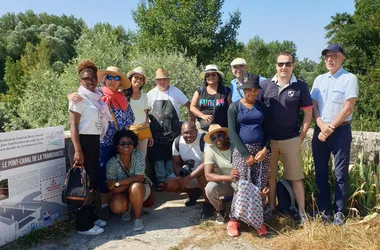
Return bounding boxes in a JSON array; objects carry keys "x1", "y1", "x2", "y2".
[
  {"x1": 125, "y1": 67, "x2": 154, "y2": 156},
  {"x1": 68, "y1": 59, "x2": 110, "y2": 235}
]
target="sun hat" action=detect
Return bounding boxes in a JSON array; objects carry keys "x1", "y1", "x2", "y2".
[
  {"x1": 127, "y1": 66, "x2": 148, "y2": 82},
  {"x1": 200, "y1": 64, "x2": 224, "y2": 79},
  {"x1": 240, "y1": 73, "x2": 261, "y2": 90},
  {"x1": 154, "y1": 68, "x2": 170, "y2": 79},
  {"x1": 204, "y1": 124, "x2": 229, "y2": 144},
  {"x1": 230, "y1": 58, "x2": 247, "y2": 67},
  {"x1": 97, "y1": 66, "x2": 131, "y2": 90}
]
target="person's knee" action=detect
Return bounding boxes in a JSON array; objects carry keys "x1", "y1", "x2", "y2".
[
  {"x1": 129, "y1": 182, "x2": 145, "y2": 197},
  {"x1": 164, "y1": 178, "x2": 179, "y2": 192},
  {"x1": 109, "y1": 193, "x2": 128, "y2": 214},
  {"x1": 204, "y1": 182, "x2": 218, "y2": 197}
]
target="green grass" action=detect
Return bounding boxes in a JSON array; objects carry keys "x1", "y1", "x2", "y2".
[{"x1": 1, "y1": 214, "x2": 75, "y2": 250}]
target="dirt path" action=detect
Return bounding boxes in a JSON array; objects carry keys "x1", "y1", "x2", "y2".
[{"x1": 30, "y1": 192, "x2": 270, "y2": 250}]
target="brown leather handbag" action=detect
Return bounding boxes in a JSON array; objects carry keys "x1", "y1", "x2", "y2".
[{"x1": 130, "y1": 123, "x2": 152, "y2": 140}]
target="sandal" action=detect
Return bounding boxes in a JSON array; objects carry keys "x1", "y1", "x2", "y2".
[{"x1": 156, "y1": 182, "x2": 165, "y2": 192}]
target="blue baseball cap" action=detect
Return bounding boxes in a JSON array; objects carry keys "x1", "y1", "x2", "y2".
[{"x1": 322, "y1": 44, "x2": 345, "y2": 56}]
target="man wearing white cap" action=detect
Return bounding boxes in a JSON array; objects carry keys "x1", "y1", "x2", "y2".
[{"x1": 230, "y1": 58, "x2": 266, "y2": 103}]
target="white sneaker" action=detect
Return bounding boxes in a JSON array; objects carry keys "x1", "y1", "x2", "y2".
[
  {"x1": 122, "y1": 207, "x2": 132, "y2": 221},
  {"x1": 78, "y1": 226, "x2": 104, "y2": 235},
  {"x1": 94, "y1": 219, "x2": 107, "y2": 227},
  {"x1": 133, "y1": 218, "x2": 144, "y2": 231}
]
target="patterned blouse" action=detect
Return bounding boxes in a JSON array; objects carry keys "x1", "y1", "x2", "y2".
[
  {"x1": 101, "y1": 101, "x2": 135, "y2": 147},
  {"x1": 106, "y1": 150, "x2": 152, "y2": 185}
]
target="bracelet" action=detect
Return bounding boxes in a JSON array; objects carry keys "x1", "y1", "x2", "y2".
[{"x1": 328, "y1": 125, "x2": 335, "y2": 131}]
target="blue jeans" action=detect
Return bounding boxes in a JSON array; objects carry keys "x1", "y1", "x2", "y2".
[
  {"x1": 154, "y1": 160, "x2": 173, "y2": 183},
  {"x1": 312, "y1": 124, "x2": 352, "y2": 214}
]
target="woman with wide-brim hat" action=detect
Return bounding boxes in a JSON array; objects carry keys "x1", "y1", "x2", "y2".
[
  {"x1": 96, "y1": 66, "x2": 135, "y2": 219},
  {"x1": 190, "y1": 64, "x2": 232, "y2": 133},
  {"x1": 68, "y1": 65, "x2": 135, "y2": 220},
  {"x1": 124, "y1": 67, "x2": 153, "y2": 157},
  {"x1": 226, "y1": 73, "x2": 271, "y2": 237}
]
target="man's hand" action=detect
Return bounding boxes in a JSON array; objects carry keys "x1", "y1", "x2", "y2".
[
  {"x1": 229, "y1": 168, "x2": 239, "y2": 181},
  {"x1": 318, "y1": 132, "x2": 327, "y2": 142},
  {"x1": 148, "y1": 137, "x2": 154, "y2": 147},
  {"x1": 178, "y1": 175, "x2": 190, "y2": 189},
  {"x1": 319, "y1": 122, "x2": 334, "y2": 137},
  {"x1": 254, "y1": 148, "x2": 268, "y2": 162},
  {"x1": 299, "y1": 131, "x2": 307, "y2": 143}
]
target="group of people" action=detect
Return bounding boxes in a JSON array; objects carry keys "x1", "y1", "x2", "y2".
[{"x1": 67, "y1": 43, "x2": 358, "y2": 238}]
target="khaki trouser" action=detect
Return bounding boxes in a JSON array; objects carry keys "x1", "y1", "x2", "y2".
[{"x1": 205, "y1": 181, "x2": 236, "y2": 211}]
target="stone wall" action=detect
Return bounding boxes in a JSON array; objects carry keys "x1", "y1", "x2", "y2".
[
  {"x1": 302, "y1": 129, "x2": 380, "y2": 164},
  {"x1": 64, "y1": 129, "x2": 380, "y2": 170}
]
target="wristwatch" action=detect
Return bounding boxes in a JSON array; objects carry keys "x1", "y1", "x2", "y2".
[{"x1": 115, "y1": 182, "x2": 120, "y2": 187}]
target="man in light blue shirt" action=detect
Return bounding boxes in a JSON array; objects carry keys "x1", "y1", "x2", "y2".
[
  {"x1": 230, "y1": 58, "x2": 266, "y2": 102},
  {"x1": 310, "y1": 44, "x2": 358, "y2": 226}
]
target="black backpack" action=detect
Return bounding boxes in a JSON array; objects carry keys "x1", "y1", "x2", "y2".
[
  {"x1": 174, "y1": 133, "x2": 206, "y2": 153},
  {"x1": 61, "y1": 164, "x2": 94, "y2": 210},
  {"x1": 276, "y1": 177, "x2": 298, "y2": 217}
]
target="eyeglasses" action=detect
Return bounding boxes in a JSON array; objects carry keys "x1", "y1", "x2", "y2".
[
  {"x1": 106, "y1": 75, "x2": 121, "y2": 81},
  {"x1": 119, "y1": 141, "x2": 134, "y2": 146},
  {"x1": 276, "y1": 62, "x2": 293, "y2": 67},
  {"x1": 210, "y1": 133, "x2": 224, "y2": 142},
  {"x1": 324, "y1": 54, "x2": 339, "y2": 60},
  {"x1": 205, "y1": 73, "x2": 217, "y2": 78}
]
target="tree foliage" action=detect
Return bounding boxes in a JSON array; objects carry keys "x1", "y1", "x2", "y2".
[{"x1": 132, "y1": 0, "x2": 241, "y2": 65}]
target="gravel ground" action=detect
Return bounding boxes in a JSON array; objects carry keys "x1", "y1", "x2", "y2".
[{"x1": 30, "y1": 192, "x2": 269, "y2": 250}]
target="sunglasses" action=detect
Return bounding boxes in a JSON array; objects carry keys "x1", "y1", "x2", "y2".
[
  {"x1": 210, "y1": 133, "x2": 224, "y2": 142},
  {"x1": 276, "y1": 62, "x2": 293, "y2": 67},
  {"x1": 206, "y1": 73, "x2": 217, "y2": 78},
  {"x1": 119, "y1": 141, "x2": 134, "y2": 146},
  {"x1": 106, "y1": 75, "x2": 121, "y2": 81},
  {"x1": 133, "y1": 75, "x2": 145, "y2": 81}
]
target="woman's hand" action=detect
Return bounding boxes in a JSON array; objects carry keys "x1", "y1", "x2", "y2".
[
  {"x1": 245, "y1": 155, "x2": 256, "y2": 166},
  {"x1": 229, "y1": 168, "x2": 239, "y2": 181},
  {"x1": 74, "y1": 151, "x2": 84, "y2": 164},
  {"x1": 201, "y1": 114, "x2": 214, "y2": 123},
  {"x1": 260, "y1": 186, "x2": 270, "y2": 197},
  {"x1": 148, "y1": 137, "x2": 154, "y2": 147},
  {"x1": 68, "y1": 92, "x2": 83, "y2": 103},
  {"x1": 254, "y1": 148, "x2": 268, "y2": 162},
  {"x1": 107, "y1": 180, "x2": 116, "y2": 190}
]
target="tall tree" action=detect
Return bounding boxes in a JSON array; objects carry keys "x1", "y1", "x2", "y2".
[{"x1": 132, "y1": 0, "x2": 241, "y2": 65}]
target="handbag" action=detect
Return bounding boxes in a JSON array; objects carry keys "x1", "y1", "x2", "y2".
[
  {"x1": 130, "y1": 124, "x2": 152, "y2": 140},
  {"x1": 233, "y1": 162, "x2": 264, "y2": 230}
]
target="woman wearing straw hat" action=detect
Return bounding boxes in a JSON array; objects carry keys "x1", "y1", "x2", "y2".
[
  {"x1": 190, "y1": 65, "x2": 232, "y2": 133},
  {"x1": 125, "y1": 67, "x2": 154, "y2": 157},
  {"x1": 226, "y1": 73, "x2": 270, "y2": 237},
  {"x1": 68, "y1": 65, "x2": 135, "y2": 219},
  {"x1": 203, "y1": 124, "x2": 236, "y2": 225}
]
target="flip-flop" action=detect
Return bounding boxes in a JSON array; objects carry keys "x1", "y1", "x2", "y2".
[{"x1": 156, "y1": 182, "x2": 165, "y2": 192}]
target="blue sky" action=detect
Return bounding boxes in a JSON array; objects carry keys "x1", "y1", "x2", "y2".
[{"x1": 0, "y1": 0, "x2": 355, "y2": 62}]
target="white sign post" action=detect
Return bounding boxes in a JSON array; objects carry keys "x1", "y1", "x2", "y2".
[{"x1": 0, "y1": 126, "x2": 67, "y2": 246}]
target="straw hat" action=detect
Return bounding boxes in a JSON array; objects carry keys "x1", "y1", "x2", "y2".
[
  {"x1": 97, "y1": 66, "x2": 131, "y2": 90},
  {"x1": 204, "y1": 124, "x2": 229, "y2": 144},
  {"x1": 127, "y1": 66, "x2": 149, "y2": 82},
  {"x1": 154, "y1": 68, "x2": 170, "y2": 79},
  {"x1": 200, "y1": 64, "x2": 224, "y2": 79}
]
